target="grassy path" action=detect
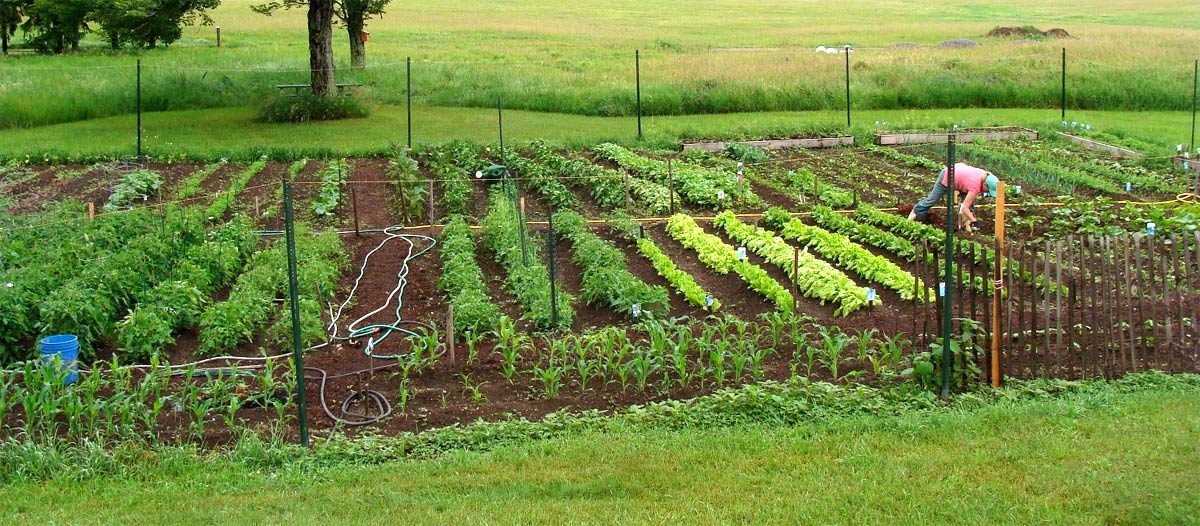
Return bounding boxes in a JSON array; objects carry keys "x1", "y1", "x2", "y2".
[
  {"x1": 4, "y1": 383, "x2": 1197, "y2": 525},
  {"x1": 2, "y1": 105, "x2": 1193, "y2": 162}
]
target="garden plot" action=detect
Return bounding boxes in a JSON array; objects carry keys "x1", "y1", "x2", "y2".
[{"x1": 2, "y1": 136, "x2": 1197, "y2": 445}]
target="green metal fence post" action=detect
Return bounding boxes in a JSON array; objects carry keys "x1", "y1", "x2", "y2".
[{"x1": 283, "y1": 177, "x2": 310, "y2": 447}]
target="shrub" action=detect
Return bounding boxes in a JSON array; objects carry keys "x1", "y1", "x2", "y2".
[{"x1": 257, "y1": 93, "x2": 370, "y2": 123}]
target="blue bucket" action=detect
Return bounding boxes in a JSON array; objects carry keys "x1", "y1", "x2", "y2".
[{"x1": 39, "y1": 334, "x2": 79, "y2": 385}]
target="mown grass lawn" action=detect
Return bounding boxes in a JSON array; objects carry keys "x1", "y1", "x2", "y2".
[
  {"x1": 3, "y1": 382, "x2": 1197, "y2": 525},
  {"x1": 2, "y1": 106, "x2": 1193, "y2": 162}
]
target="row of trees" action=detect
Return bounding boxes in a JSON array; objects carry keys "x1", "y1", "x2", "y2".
[
  {"x1": 0, "y1": 0, "x2": 391, "y2": 72},
  {"x1": 0, "y1": 0, "x2": 220, "y2": 54}
]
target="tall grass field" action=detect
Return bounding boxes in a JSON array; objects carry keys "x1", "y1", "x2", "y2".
[{"x1": 0, "y1": 0, "x2": 1197, "y2": 130}]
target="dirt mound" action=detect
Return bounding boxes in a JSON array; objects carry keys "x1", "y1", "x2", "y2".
[
  {"x1": 936, "y1": 39, "x2": 978, "y2": 49},
  {"x1": 986, "y1": 26, "x2": 1071, "y2": 39}
]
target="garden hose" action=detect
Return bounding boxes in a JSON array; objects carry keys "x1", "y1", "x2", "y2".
[
  {"x1": 325, "y1": 226, "x2": 438, "y2": 359},
  {"x1": 305, "y1": 366, "x2": 394, "y2": 426}
]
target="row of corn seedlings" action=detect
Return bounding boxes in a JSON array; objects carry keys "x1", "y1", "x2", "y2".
[{"x1": 0, "y1": 356, "x2": 295, "y2": 446}]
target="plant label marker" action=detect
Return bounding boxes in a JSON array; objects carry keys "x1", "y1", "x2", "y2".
[
  {"x1": 866, "y1": 288, "x2": 877, "y2": 303},
  {"x1": 737, "y1": 246, "x2": 746, "y2": 261},
  {"x1": 705, "y1": 295, "x2": 714, "y2": 309},
  {"x1": 939, "y1": 281, "x2": 946, "y2": 297},
  {"x1": 1126, "y1": 182, "x2": 1132, "y2": 193},
  {"x1": 632, "y1": 304, "x2": 642, "y2": 318},
  {"x1": 718, "y1": 190, "x2": 725, "y2": 202},
  {"x1": 1147, "y1": 222, "x2": 1156, "y2": 236}
]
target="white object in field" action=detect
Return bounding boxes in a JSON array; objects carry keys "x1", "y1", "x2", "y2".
[
  {"x1": 866, "y1": 288, "x2": 877, "y2": 302},
  {"x1": 1126, "y1": 182, "x2": 1132, "y2": 192},
  {"x1": 1179, "y1": 144, "x2": 1185, "y2": 152},
  {"x1": 475, "y1": 170, "x2": 483, "y2": 179},
  {"x1": 632, "y1": 303, "x2": 642, "y2": 318},
  {"x1": 938, "y1": 282, "x2": 946, "y2": 297},
  {"x1": 737, "y1": 246, "x2": 747, "y2": 261},
  {"x1": 705, "y1": 294, "x2": 714, "y2": 308},
  {"x1": 1147, "y1": 222, "x2": 1156, "y2": 236},
  {"x1": 718, "y1": 190, "x2": 725, "y2": 201},
  {"x1": 1013, "y1": 185, "x2": 1022, "y2": 194}
]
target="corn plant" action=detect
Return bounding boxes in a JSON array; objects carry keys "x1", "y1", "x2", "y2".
[
  {"x1": 708, "y1": 344, "x2": 729, "y2": 387},
  {"x1": 818, "y1": 326, "x2": 853, "y2": 381},
  {"x1": 396, "y1": 377, "x2": 413, "y2": 413},
  {"x1": 459, "y1": 373, "x2": 488, "y2": 405},
  {"x1": 530, "y1": 359, "x2": 566, "y2": 398},
  {"x1": 463, "y1": 329, "x2": 485, "y2": 365},
  {"x1": 853, "y1": 328, "x2": 878, "y2": 363},
  {"x1": 570, "y1": 337, "x2": 598, "y2": 394},
  {"x1": 626, "y1": 348, "x2": 660, "y2": 392}
]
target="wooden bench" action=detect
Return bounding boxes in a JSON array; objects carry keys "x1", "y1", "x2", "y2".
[{"x1": 275, "y1": 82, "x2": 363, "y2": 97}]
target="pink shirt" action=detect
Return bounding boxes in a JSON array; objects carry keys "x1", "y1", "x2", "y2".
[{"x1": 939, "y1": 163, "x2": 988, "y2": 195}]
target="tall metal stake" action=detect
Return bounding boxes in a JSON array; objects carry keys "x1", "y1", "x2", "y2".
[
  {"x1": 137, "y1": 59, "x2": 143, "y2": 160},
  {"x1": 636, "y1": 49, "x2": 643, "y2": 140},
  {"x1": 547, "y1": 212, "x2": 558, "y2": 328},
  {"x1": 1061, "y1": 48, "x2": 1067, "y2": 122},
  {"x1": 498, "y1": 95, "x2": 505, "y2": 162},
  {"x1": 406, "y1": 57, "x2": 412, "y2": 148},
  {"x1": 1191, "y1": 59, "x2": 1197, "y2": 154},
  {"x1": 844, "y1": 45, "x2": 851, "y2": 127},
  {"x1": 283, "y1": 178, "x2": 310, "y2": 447},
  {"x1": 942, "y1": 133, "x2": 957, "y2": 399}
]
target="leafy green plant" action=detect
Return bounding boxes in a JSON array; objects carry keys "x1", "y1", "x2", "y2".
[
  {"x1": 666, "y1": 213, "x2": 794, "y2": 313},
  {"x1": 311, "y1": 159, "x2": 349, "y2": 219},
  {"x1": 387, "y1": 144, "x2": 428, "y2": 223},
  {"x1": 636, "y1": 237, "x2": 720, "y2": 311},
  {"x1": 480, "y1": 184, "x2": 574, "y2": 330},
  {"x1": 104, "y1": 169, "x2": 163, "y2": 211},
  {"x1": 763, "y1": 207, "x2": 929, "y2": 302},
  {"x1": 595, "y1": 143, "x2": 760, "y2": 209},
  {"x1": 714, "y1": 211, "x2": 866, "y2": 315},
  {"x1": 554, "y1": 209, "x2": 669, "y2": 318}
]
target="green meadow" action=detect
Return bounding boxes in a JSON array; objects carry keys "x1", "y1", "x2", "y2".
[{"x1": 0, "y1": 0, "x2": 1197, "y2": 135}]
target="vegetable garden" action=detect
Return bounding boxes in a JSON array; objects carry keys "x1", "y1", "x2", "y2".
[{"x1": 1, "y1": 132, "x2": 1197, "y2": 446}]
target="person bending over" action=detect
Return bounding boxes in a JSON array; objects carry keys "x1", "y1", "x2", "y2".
[{"x1": 908, "y1": 162, "x2": 999, "y2": 233}]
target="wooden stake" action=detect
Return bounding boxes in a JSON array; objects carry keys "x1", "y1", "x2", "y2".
[
  {"x1": 668, "y1": 160, "x2": 675, "y2": 214},
  {"x1": 398, "y1": 177, "x2": 407, "y2": 220},
  {"x1": 1161, "y1": 239, "x2": 1173, "y2": 371},
  {"x1": 793, "y1": 246, "x2": 800, "y2": 313},
  {"x1": 991, "y1": 182, "x2": 1005, "y2": 386},
  {"x1": 447, "y1": 305, "x2": 456, "y2": 365},
  {"x1": 1056, "y1": 240, "x2": 1064, "y2": 377},
  {"x1": 624, "y1": 171, "x2": 631, "y2": 211},
  {"x1": 87, "y1": 202, "x2": 94, "y2": 221},
  {"x1": 351, "y1": 185, "x2": 360, "y2": 237}
]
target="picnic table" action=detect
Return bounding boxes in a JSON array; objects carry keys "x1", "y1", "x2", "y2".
[{"x1": 275, "y1": 83, "x2": 363, "y2": 97}]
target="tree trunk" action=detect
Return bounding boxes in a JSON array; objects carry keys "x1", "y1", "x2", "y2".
[
  {"x1": 2, "y1": 31, "x2": 8, "y2": 56},
  {"x1": 109, "y1": 32, "x2": 120, "y2": 50},
  {"x1": 347, "y1": 17, "x2": 365, "y2": 69},
  {"x1": 308, "y1": 0, "x2": 336, "y2": 96}
]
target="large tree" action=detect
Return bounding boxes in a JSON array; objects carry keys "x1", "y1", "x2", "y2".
[
  {"x1": 0, "y1": 0, "x2": 24, "y2": 55},
  {"x1": 21, "y1": 0, "x2": 90, "y2": 54},
  {"x1": 307, "y1": 0, "x2": 334, "y2": 96},
  {"x1": 92, "y1": 0, "x2": 220, "y2": 49},
  {"x1": 253, "y1": 0, "x2": 391, "y2": 68}
]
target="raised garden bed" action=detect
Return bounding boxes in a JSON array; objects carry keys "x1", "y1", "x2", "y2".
[
  {"x1": 1057, "y1": 132, "x2": 1144, "y2": 159},
  {"x1": 875, "y1": 126, "x2": 1038, "y2": 146},
  {"x1": 682, "y1": 137, "x2": 855, "y2": 151}
]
